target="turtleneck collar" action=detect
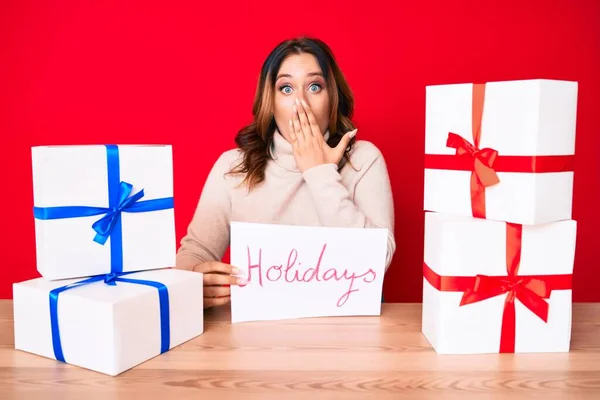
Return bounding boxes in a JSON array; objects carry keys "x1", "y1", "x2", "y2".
[{"x1": 270, "y1": 128, "x2": 330, "y2": 172}]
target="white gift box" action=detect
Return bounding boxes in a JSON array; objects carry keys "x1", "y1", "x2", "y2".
[
  {"x1": 13, "y1": 268, "x2": 204, "y2": 376},
  {"x1": 424, "y1": 79, "x2": 577, "y2": 225},
  {"x1": 32, "y1": 144, "x2": 176, "y2": 280},
  {"x1": 422, "y1": 211, "x2": 576, "y2": 354}
]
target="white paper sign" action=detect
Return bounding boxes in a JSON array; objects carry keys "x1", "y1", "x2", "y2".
[{"x1": 229, "y1": 222, "x2": 388, "y2": 323}]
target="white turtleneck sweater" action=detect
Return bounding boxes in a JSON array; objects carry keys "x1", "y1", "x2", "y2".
[{"x1": 175, "y1": 130, "x2": 396, "y2": 272}]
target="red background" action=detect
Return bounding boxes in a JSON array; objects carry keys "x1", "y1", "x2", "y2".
[{"x1": 1, "y1": 1, "x2": 599, "y2": 301}]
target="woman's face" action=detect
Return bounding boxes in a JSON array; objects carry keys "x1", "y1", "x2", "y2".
[{"x1": 272, "y1": 53, "x2": 331, "y2": 142}]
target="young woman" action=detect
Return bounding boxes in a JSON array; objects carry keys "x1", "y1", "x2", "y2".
[{"x1": 175, "y1": 37, "x2": 396, "y2": 308}]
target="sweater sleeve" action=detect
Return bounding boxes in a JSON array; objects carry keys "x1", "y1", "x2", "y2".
[
  {"x1": 301, "y1": 145, "x2": 396, "y2": 271},
  {"x1": 175, "y1": 152, "x2": 235, "y2": 270}
]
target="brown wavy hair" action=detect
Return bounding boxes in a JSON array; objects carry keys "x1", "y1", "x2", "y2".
[{"x1": 228, "y1": 37, "x2": 356, "y2": 189}]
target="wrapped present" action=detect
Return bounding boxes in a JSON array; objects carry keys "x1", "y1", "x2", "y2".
[
  {"x1": 424, "y1": 79, "x2": 577, "y2": 225},
  {"x1": 32, "y1": 144, "x2": 176, "y2": 280},
  {"x1": 13, "y1": 268, "x2": 204, "y2": 376},
  {"x1": 421, "y1": 211, "x2": 576, "y2": 354}
]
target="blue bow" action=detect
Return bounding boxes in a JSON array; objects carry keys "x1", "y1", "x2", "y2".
[
  {"x1": 49, "y1": 271, "x2": 171, "y2": 363},
  {"x1": 33, "y1": 145, "x2": 174, "y2": 273},
  {"x1": 103, "y1": 272, "x2": 121, "y2": 285},
  {"x1": 91, "y1": 181, "x2": 145, "y2": 245}
]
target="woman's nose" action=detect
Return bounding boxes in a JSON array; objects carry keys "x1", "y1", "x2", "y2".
[{"x1": 294, "y1": 96, "x2": 308, "y2": 107}]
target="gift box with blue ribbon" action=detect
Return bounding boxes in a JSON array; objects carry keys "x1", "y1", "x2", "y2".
[
  {"x1": 13, "y1": 268, "x2": 204, "y2": 376},
  {"x1": 32, "y1": 144, "x2": 176, "y2": 280}
]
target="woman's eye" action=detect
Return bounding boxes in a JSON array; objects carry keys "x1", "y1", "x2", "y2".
[
  {"x1": 308, "y1": 84, "x2": 322, "y2": 93},
  {"x1": 280, "y1": 85, "x2": 293, "y2": 94}
]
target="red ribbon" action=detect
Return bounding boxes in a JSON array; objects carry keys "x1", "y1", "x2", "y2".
[
  {"x1": 424, "y1": 83, "x2": 575, "y2": 218},
  {"x1": 423, "y1": 222, "x2": 572, "y2": 353}
]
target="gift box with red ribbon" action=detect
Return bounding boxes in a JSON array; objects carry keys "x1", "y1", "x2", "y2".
[
  {"x1": 421, "y1": 211, "x2": 576, "y2": 354},
  {"x1": 424, "y1": 79, "x2": 577, "y2": 225}
]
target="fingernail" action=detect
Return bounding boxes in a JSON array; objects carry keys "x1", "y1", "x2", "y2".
[
  {"x1": 295, "y1": 98, "x2": 300, "y2": 105},
  {"x1": 349, "y1": 129, "x2": 357, "y2": 138},
  {"x1": 301, "y1": 99, "x2": 307, "y2": 107},
  {"x1": 237, "y1": 277, "x2": 247, "y2": 285},
  {"x1": 232, "y1": 267, "x2": 240, "y2": 275}
]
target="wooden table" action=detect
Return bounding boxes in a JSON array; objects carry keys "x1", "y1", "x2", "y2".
[{"x1": 1, "y1": 301, "x2": 599, "y2": 399}]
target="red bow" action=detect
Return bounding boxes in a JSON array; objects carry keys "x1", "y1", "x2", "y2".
[
  {"x1": 460, "y1": 274, "x2": 551, "y2": 322},
  {"x1": 446, "y1": 132, "x2": 500, "y2": 188}
]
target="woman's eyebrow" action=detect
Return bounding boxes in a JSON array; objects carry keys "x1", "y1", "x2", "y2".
[{"x1": 276, "y1": 71, "x2": 323, "y2": 80}]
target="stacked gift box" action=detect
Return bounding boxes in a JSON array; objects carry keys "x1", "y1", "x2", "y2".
[
  {"x1": 421, "y1": 79, "x2": 578, "y2": 354},
  {"x1": 13, "y1": 144, "x2": 204, "y2": 375}
]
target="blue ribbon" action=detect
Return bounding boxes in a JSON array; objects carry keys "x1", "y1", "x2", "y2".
[
  {"x1": 33, "y1": 144, "x2": 174, "y2": 273},
  {"x1": 49, "y1": 272, "x2": 171, "y2": 363}
]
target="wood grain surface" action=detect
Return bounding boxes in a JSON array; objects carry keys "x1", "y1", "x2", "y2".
[{"x1": 1, "y1": 301, "x2": 599, "y2": 400}]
